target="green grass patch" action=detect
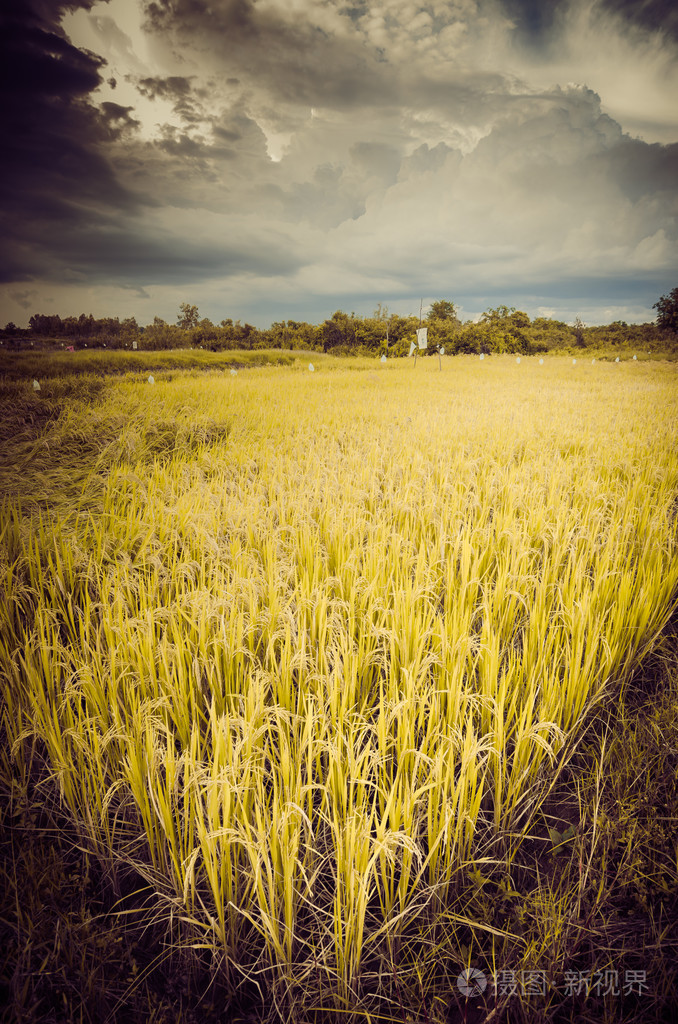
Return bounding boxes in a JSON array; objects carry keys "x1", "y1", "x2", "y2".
[{"x1": 0, "y1": 347, "x2": 299, "y2": 383}]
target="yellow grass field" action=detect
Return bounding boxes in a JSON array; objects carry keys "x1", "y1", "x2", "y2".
[{"x1": 1, "y1": 354, "x2": 677, "y2": 1022}]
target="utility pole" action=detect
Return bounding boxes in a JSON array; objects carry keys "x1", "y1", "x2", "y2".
[{"x1": 414, "y1": 298, "x2": 423, "y2": 367}]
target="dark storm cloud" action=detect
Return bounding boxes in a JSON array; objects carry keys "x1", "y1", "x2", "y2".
[
  {"x1": 503, "y1": 0, "x2": 678, "y2": 41},
  {"x1": 99, "y1": 101, "x2": 141, "y2": 136},
  {"x1": 134, "y1": 75, "x2": 214, "y2": 126},
  {"x1": 0, "y1": 0, "x2": 147, "y2": 283},
  {"x1": 597, "y1": 138, "x2": 678, "y2": 202},
  {"x1": 50, "y1": 225, "x2": 301, "y2": 284},
  {"x1": 601, "y1": 0, "x2": 678, "y2": 39},
  {"x1": 0, "y1": 1, "x2": 297, "y2": 291},
  {"x1": 136, "y1": 75, "x2": 193, "y2": 100},
  {"x1": 2, "y1": 198, "x2": 302, "y2": 287},
  {"x1": 109, "y1": 104, "x2": 276, "y2": 210},
  {"x1": 142, "y1": 0, "x2": 398, "y2": 109},
  {"x1": 0, "y1": 22, "x2": 101, "y2": 97}
]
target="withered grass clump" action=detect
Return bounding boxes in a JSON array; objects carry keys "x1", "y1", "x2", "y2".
[{"x1": 1, "y1": 356, "x2": 677, "y2": 1021}]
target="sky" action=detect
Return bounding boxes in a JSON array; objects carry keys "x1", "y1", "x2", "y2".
[{"x1": 1, "y1": 0, "x2": 677, "y2": 329}]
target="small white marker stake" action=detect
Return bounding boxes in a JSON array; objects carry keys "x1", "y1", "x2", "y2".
[
  {"x1": 516, "y1": 357, "x2": 521, "y2": 364},
  {"x1": 148, "y1": 375, "x2": 155, "y2": 384},
  {"x1": 133, "y1": 341, "x2": 137, "y2": 350},
  {"x1": 309, "y1": 363, "x2": 314, "y2": 372},
  {"x1": 633, "y1": 354, "x2": 637, "y2": 360},
  {"x1": 539, "y1": 358, "x2": 544, "y2": 365},
  {"x1": 592, "y1": 358, "x2": 596, "y2": 364},
  {"x1": 381, "y1": 354, "x2": 386, "y2": 363},
  {"x1": 572, "y1": 358, "x2": 577, "y2": 365},
  {"x1": 615, "y1": 357, "x2": 620, "y2": 363},
  {"x1": 230, "y1": 368, "x2": 237, "y2": 376},
  {"x1": 33, "y1": 379, "x2": 40, "y2": 391},
  {"x1": 479, "y1": 353, "x2": 484, "y2": 360},
  {"x1": 440, "y1": 347, "x2": 445, "y2": 355}
]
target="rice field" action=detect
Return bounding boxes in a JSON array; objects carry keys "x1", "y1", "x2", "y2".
[{"x1": 1, "y1": 354, "x2": 677, "y2": 1022}]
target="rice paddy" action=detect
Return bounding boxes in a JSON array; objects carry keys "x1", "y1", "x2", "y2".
[{"x1": 1, "y1": 354, "x2": 677, "y2": 1022}]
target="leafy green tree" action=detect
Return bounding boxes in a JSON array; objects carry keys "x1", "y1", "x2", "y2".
[
  {"x1": 480, "y1": 304, "x2": 515, "y2": 326},
  {"x1": 120, "y1": 317, "x2": 139, "y2": 346},
  {"x1": 653, "y1": 288, "x2": 678, "y2": 334},
  {"x1": 284, "y1": 320, "x2": 320, "y2": 350},
  {"x1": 143, "y1": 316, "x2": 172, "y2": 350},
  {"x1": 427, "y1": 299, "x2": 458, "y2": 323},
  {"x1": 29, "y1": 314, "x2": 64, "y2": 336},
  {"x1": 376, "y1": 314, "x2": 416, "y2": 356},
  {"x1": 355, "y1": 316, "x2": 386, "y2": 353},
  {"x1": 477, "y1": 306, "x2": 533, "y2": 353},
  {"x1": 177, "y1": 303, "x2": 199, "y2": 329},
  {"x1": 190, "y1": 318, "x2": 218, "y2": 348},
  {"x1": 572, "y1": 316, "x2": 586, "y2": 347},
  {"x1": 269, "y1": 321, "x2": 287, "y2": 349},
  {"x1": 321, "y1": 311, "x2": 354, "y2": 352},
  {"x1": 527, "y1": 318, "x2": 572, "y2": 351},
  {"x1": 237, "y1": 321, "x2": 257, "y2": 350},
  {"x1": 424, "y1": 299, "x2": 460, "y2": 354}
]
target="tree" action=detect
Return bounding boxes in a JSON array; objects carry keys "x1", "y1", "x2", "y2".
[
  {"x1": 424, "y1": 300, "x2": 459, "y2": 355},
  {"x1": 480, "y1": 305, "x2": 515, "y2": 325},
  {"x1": 177, "y1": 303, "x2": 199, "y2": 329},
  {"x1": 653, "y1": 288, "x2": 678, "y2": 334},
  {"x1": 427, "y1": 299, "x2": 458, "y2": 323},
  {"x1": 29, "y1": 314, "x2": 63, "y2": 336},
  {"x1": 477, "y1": 306, "x2": 533, "y2": 353},
  {"x1": 121, "y1": 317, "x2": 140, "y2": 344},
  {"x1": 321, "y1": 311, "x2": 353, "y2": 352},
  {"x1": 572, "y1": 316, "x2": 586, "y2": 347}
]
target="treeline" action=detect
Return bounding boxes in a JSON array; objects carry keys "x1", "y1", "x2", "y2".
[{"x1": 0, "y1": 301, "x2": 670, "y2": 355}]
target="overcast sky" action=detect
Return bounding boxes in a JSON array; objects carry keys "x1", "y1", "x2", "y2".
[{"x1": 1, "y1": 0, "x2": 677, "y2": 328}]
